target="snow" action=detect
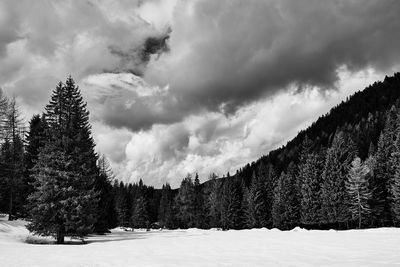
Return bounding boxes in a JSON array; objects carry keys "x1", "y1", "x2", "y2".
[{"x1": 1, "y1": 217, "x2": 400, "y2": 266}]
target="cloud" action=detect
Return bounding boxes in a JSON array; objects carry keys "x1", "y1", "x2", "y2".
[
  {"x1": 79, "y1": 0, "x2": 400, "y2": 133},
  {"x1": 145, "y1": 0, "x2": 400, "y2": 116},
  {"x1": 3, "y1": 0, "x2": 400, "y2": 132},
  {"x1": 0, "y1": 0, "x2": 169, "y2": 113},
  {"x1": 115, "y1": 69, "x2": 383, "y2": 187},
  {"x1": 1, "y1": 1, "x2": 400, "y2": 187},
  {"x1": 82, "y1": 73, "x2": 186, "y2": 131}
]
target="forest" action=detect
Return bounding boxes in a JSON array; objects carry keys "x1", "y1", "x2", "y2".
[{"x1": 1, "y1": 73, "x2": 400, "y2": 243}]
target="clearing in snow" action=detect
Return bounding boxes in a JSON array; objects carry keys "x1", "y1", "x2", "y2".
[{"x1": 0, "y1": 217, "x2": 400, "y2": 266}]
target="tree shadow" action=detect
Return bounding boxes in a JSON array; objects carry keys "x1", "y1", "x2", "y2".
[{"x1": 86, "y1": 229, "x2": 196, "y2": 244}]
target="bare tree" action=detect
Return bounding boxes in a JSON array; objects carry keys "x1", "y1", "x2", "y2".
[
  {"x1": 346, "y1": 157, "x2": 371, "y2": 229},
  {"x1": 1, "y1": 97, "x2": 25, "y2": 220}
]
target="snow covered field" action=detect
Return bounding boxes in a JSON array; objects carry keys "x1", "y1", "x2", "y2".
[{"x1": 1, "y1": 217, "x2": 400, "y2": 266}]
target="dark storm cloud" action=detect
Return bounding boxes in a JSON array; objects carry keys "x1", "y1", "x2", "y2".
[
  {"x1": 107, "y1": 29, "x2": 170, "y2": 76},
  {"x1": 145, "y1": 0, "x2": 400, "y2": 117},
  {"x1": 1, "y1": 0, "x2": 400, "y2": 135}
]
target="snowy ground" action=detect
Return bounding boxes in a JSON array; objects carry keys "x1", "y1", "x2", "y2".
[{"x1": 1, "y1": 216, "x2": 400, "y2": 266}]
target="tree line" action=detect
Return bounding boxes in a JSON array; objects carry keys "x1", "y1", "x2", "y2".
[
  {"x1": 113, "y1": 73, "x2": 400, "y2": 230},
  {"x1": 0, "y1": 73, "x2": 400, "y2": 243}
]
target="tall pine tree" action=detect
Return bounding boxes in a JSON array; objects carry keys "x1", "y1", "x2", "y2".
[
  {"x1": 346, "y1": 157, "x2": 371, "y2": 228},
  {"x1": 372, "y1": 106, "x2": 398, "y2": 225},
  {"x1": 27, "y1": 77, "x2": 99, "y2": 243},
  {"x1": 300, "y1": 151, "x2": 324, "y2": 225},
  {"x1": 158, "y1": 183, "x2": 174, "y2": 229},
  {"x1": 321, "y1": 131, "x2": 355, "y2": 226},
  {"x1": 220, "y1": 179, "x2": 243, "y2": 230},
  {"x1": 175, "y1": 174, "x2": 196, "y2": 228},
  {"x1": 205, "y1": 173, "x2": 221, "y2": 228}
]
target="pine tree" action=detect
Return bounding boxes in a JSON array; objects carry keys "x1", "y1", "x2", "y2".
[
  {"x1": 93, "y1": 155, "x2": 117, "y2": 232},
  {"x1": 321, "y1": 131, "x2": 355, "y2": 225},
  {"x1": 372, "y1": 106, "x2": 398, "y2": 226},
  {"x1": 0, "y1": 98, "x2": 25, "y2": 220},
  {"x1": 25, "y1": 114, "x2": 47, "y2": 171},
  {"x1": 158, "y1": 183, "x2": 174, "y2": 228},
  {"x1": 300, "y1": 152, "x2": 324, "y2": 225},
  {"x1": 205, "y1": 173, "x2": 221, "y2": 228},
  {"x1": 193, "y1": 173, "x2": 206, "y2": 228},
  {"x1": 258, "y1": 163, "x2": 275, "y2": 228},
  {"x1": 27, "y1": 78, "x2": 99, "y2": 243},
  {"x1": 243, "y1": 181, "x2": 257, "y2": 228},
  {"x1": 220, "y1": 179, "x2": 243, "y2": 230},
  {"x1": 114, "y1": 181, "x2": 129, "y2": 227},
  {"x1": 244, "y1": 171, "x2": 269, "y2": 228},
  {"x1": 131, "y1": 194, "x2": 149, "y2": 229},
  {"x1": 346, "y1": 157, "x2": 371, "y2": 228},
  {"x1": 24, "y1": 114, "x2": 47, "y2": 215},
  {"x1": 272, "y1": 172, "x2": 285, "y2": 229},
  {"x1": 175, "y1": 174, "x2": 196, "y2": 228},
  {"x1": 27, "y1": 145, "x2": 97, "y2": 243},
  {"x1": 0, "y1": 139, "x2": 12, "y2": 213},
  {"x1": 272, "y1": 165, "x2": 299, "y2": 230},
  {"x1": 391, "y1": 166, "x2": 400, "y2": 226},
  {"x1": 389, "y1": 132, "x2": 400, "y2": 226}
]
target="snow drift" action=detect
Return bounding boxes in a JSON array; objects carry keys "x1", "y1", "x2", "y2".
[{"x1": 1, "y1": 217, "x2": 399, "y2": 266}]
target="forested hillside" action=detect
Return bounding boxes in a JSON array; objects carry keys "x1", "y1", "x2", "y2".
[
  {"x1": 113, "y1": 72, "x2": 400, "y2": 230},
  {"x1": 1, "y1": 73, "x2": 400, "y2": 240}
]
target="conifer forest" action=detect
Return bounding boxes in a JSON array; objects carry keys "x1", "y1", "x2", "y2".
[{"x1": 1, "y1": 74, "x2": 400, "y2": 244}]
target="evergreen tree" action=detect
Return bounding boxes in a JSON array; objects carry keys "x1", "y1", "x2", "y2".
[
  {"x1": 371, "y1": 107, "x2": 398, "y2": 226},
  {"x1": 257, "y1": 163, "x2": 275, "y2": 228},
  {"x1": 93, "y1": 155, "x2": 117, "y2": 232},
  {"x1": 297, "y1": 135, "x2": 313, "y2": 187},
  {"x1": 27, "y1": 78, "x2": 99, "y2": 243},
  {"x1": 158, "y1": 183, "x2": 174, "y2": 228},
  {"x1": 346, "y1": 157, "x2": 371, "y2": 228},
  {"x1": 0, "y1": 98, "x2": 25, "y2": 220},
  {"x1": 300, "y1": 151, "x2": 324, "y2": 225},
  {"x1": 205, "y1": 173, "x2": 221, "y2": 228},
  {"x1": 220, "y1": 179, "x2": 243, "y2": 230},
  {"x1": 131, "y1": 193, "x2": 149, "y2": 229},
  {"x1": 193, "y1": 173, "x2": 206, "y2": 228},
  {"x1": 389, "y1": 132, "x2": 400, "y2": 226},
  {"x1": 243, "y1": 181, "x2": 256, "y2": 228},
  {"x1": 27, "y1": 145, "x2": 97, "y2": 243},
  {"x1": 0, "y1": 139, "x2": 12, "y2": 213},
  {"x1": 25, "y1": 114, "x2": 47, "y2": 172},
  {"x1": 272, "y1": 172, "x2": 286, "y2": 229},
  {"x1": 272, "y1": 165, "x2": 299, "y2": 229},
  {"x1": 24, "y1": 114, "x2": 47, "y2": 215},
  {"x1": 321, "y1": 131, "x2": 355, "y2": 225},
  {"x1": 175, "y1": 174, "x2": 196, "y2": 228},
  {"x1": 115, "y1": 181, "x2": 129, "y2": 227},
  {"x1": 244, "y1": 171, "x2": 269, "y2": 228}
]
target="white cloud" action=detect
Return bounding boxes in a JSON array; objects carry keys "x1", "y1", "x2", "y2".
[
  {"x1": 1, "y1": 1, "x2": 399, "y2": 189},
  {"x1": 107, "y1": 68, "x2": 383, "y2": 188}
]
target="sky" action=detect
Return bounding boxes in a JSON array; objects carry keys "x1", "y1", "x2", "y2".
[{"x1": 1, "y1": 0, "x2": 400, "y2": 188}]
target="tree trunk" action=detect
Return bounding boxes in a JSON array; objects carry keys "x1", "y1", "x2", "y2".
[
  {"x1": 8, "y1": 187, "x2": 13, "y2": 221},
  {"x1": 56, "y1": 226, "x2": 65, "y2": 244},
  {"x1": 56, "y1": 234, "x2": 64, "y2": 244}
]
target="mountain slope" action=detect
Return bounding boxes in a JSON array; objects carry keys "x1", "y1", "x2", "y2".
[{"x1": 234, "y1": 72, "x2": 400, "y2": 186}]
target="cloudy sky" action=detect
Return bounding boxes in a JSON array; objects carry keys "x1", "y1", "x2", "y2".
[{"x1": 1, "y1": 0, "x2": 400, "y2": 187}]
